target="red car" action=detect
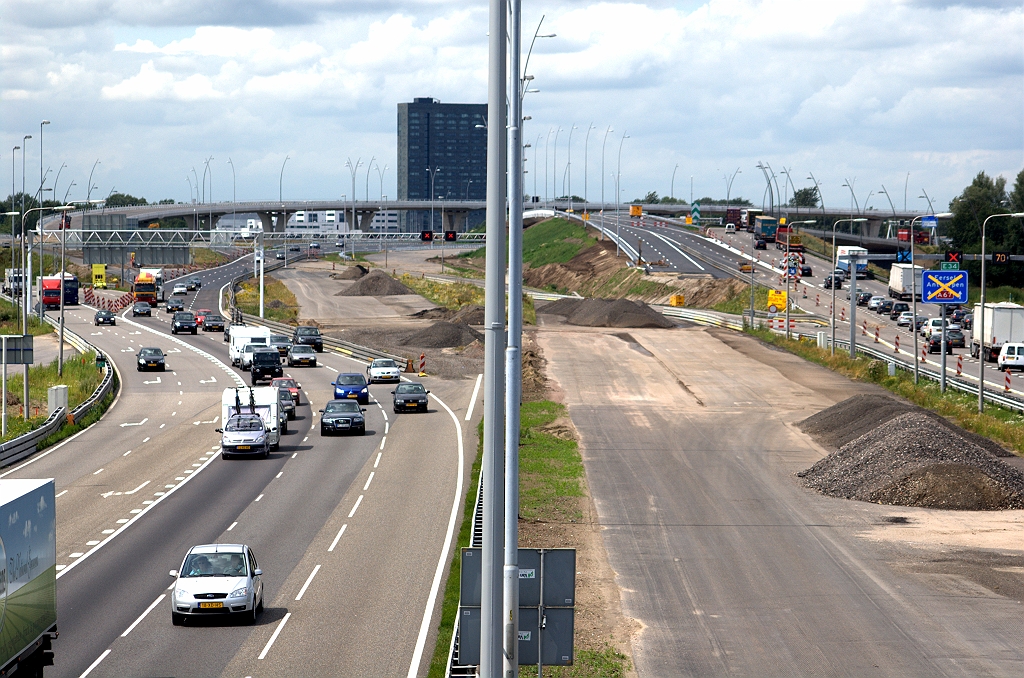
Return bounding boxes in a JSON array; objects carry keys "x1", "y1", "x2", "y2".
[
  {"x1": 271, "y1": 377, "x2": 300, "y2": 405},
  {"x1": 194, "y1": 308, "x2": 213, "y2": 326}
]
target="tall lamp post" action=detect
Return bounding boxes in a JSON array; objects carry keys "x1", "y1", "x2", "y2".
[
  {"x1": 725, "y1": 167, "x2": 741, "y2": 213},
  {"x1": 345, "y1": 157, "x2": 362, "y2": 235},
  {"x1": 58, "y1": 200, "x2": 100, "y2": 376},
  {"x1": 425, "y1": 166, "x2": 441, "y2": 231},
  {"x1": 615, "y1": 132, "x2": 628, "y2": 256},
  {"x1": 830, "y1": 218, "x2": 867, "y2": 355},
  {"x1": 583, "y1": 123, "x2": 595, "y2": 212},
  {"x1": 565, "y1": 123, "x2": 578, "y2": 211},
  {"x1": 978, "y1": 212, "x2": 1024, "y2": 412},
  {"x1": 601, "y1": 126, "x2": 613, "y2": 210},
  {"x1": 226, "y1": 158, "x2": 236, "y2": 231},
  {"x1": 671, "y1": 163, "x2": 679, "y2": 201}
]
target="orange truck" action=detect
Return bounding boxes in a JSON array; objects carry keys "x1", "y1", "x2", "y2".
[{"x1": 132, "y1": 271, "x2": 158, "y2": 306}]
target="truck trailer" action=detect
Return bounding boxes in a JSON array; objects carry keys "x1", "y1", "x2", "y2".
[
  {"x1": 888, "y1": 263, "x2": 924, "y2": 300},
  {"x1": 222, "y1": 387, "x2": 281, "y2": 450},
  {"x1": 971, "y1": 302, "x2": 1024, "y2": 362},
  {"x1": 836, "y1": 246, "x2": 869, "y2": 279},
  {"x1": 0, "y1": 479, "x2": 58, "y2": 676}
]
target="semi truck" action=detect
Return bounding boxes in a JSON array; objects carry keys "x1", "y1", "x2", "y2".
[
  {"x1": 753, "y1": 215, "x2": 778, "y2": 242},
  {"x1": 0, "y1": 479, "x2": 58, "y2": 676},
  {"x1": 740, "y1": 208, "x2": 763, "y2": 232},
  {"x1": 897, "y1": 228, "x2": 930, "y2": 245},
  {"x1": 3, "y1": 269, "x2": 24, "y2": 298},
  {"x1": 970, "y1": 302, "x2": 1024, "y2": 362},
  {"x1": 775, "y1": 227, "x2": 804, "y2": 253},
  {"x1": 887, "y1": 263, "x2": 924, "y2": 300},
  {"x1": 836, "y1": 246, "x2": 869, "y2": 279},
  {"x1": 39, "y1": 274, "x2": 79, "y2": 309},
  {"x1": 132, "y1": 271, "x2": 159, "y2": 306},
  {"x1": 222, "y1": 387, "x2": 281, "y2": 450},
  {"x1": 138, "y1": 268, "x2": 165, "y2": 302},
  {"x1": 725, "y1": 208, "x2": 742, "y2": 230}
]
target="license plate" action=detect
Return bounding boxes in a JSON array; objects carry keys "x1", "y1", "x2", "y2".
[
  {"x1": 237, "y1": 445, "x2": 251, "y2": 450},
  {"x1": 148, "y1": 363, "x2": 156, "y2": 367},
  {"x1": 199, "y1": 602, "x2": 223, "y2": 609},
  {"x1": 347, "y1": 394, "x2": 357, "y2": 398}
]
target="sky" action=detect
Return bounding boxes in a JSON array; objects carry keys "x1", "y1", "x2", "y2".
[{"x1": 1, "y1": 0, "x2": 1022, "y2": 213}]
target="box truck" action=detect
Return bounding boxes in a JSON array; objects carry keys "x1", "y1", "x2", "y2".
[
  {"x1": 971, "y1": 302, "x2": 1024, "y2": 362},
  {"x1": 229, "y1": 326, "x2": 271, "y2": 366},
  {"x1": 888, "y1": 264, "x2": 924, "y2": 300},
  {"x1": 0, "y1": 479, "x2": 58, "y2": 676},
  {"x1": 836, "y1": 246, "x2": 869, "y2": 279}
]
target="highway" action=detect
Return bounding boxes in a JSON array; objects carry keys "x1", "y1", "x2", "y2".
[{"x1": 6, "y1": 255, "x2": 479, "y2": 677}]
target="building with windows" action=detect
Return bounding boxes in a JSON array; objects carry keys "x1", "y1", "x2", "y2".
[{"x1": 397, "y1": 97, "x2": 486, "y2": 231}]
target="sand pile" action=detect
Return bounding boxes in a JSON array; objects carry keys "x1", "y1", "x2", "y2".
[
  {"x1": 333, "y1": 265, "x2": 368, "y2": 280},
  {"x1": 540, "y1": 298, "x2": 674, "y2": 328},
  {"x1": 338, "y1": 270, "x2": 413, "y2": 296},
  {"x1": 400, "y1": 321, "x2": 482, "y2": 348},
  {"x1": 411, "y1": 304, "x2": 485, "y2": 325}
]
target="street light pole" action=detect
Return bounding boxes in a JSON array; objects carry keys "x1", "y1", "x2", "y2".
[
  {"x1": 615, "y1": 132, "x2": 628, "y2": 257},
  {"x1": 830, "y1": 218, "x2": 867, "y2": 355},
  {"x1": 978, "y1": 212, "x2": 1024, "y2": 411},
  {"x1": 785, "y1": 220, "x2": 816, "y2": 339},
  {"x1": 671, "y1": 163, "x2": 679, "y2": 201},
  {"x1": 227, "y1": 158, "x2": 236, "y2": 231},
  {"x1": 566, "y1": 123, "x2": 577, "y2": 211},
  {"x1": 583, "y1": 123, "x2": 595, "y2": 212},
  {"x1": 552, "y1": 126, "x2": 562, "y2": 206},
  {"x1": 346, "y1": 157, "x2": 362, "y2": 234},
  {"x1": 425, "y1": 167, "x2": 441, "y2": 232},
  {"x1": 601, "y1": 126, "x2": 612, "y2": 211},
  {"x1": 21, "y1": 137, "x2": 31, "y2": 334}
]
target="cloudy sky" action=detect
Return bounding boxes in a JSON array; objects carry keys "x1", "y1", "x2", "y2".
[{"x1": 2, "y1": 0, "x2": 1021, "y2": 213}]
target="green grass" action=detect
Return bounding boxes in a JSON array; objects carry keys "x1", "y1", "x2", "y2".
[
  {"x1": 1, "y1": 351, "x2": 105, "y2": 443},
  {"x1": 457, "y1": 218, "x2": 598, "y2": 268},
  {"x1": 191, "y1": 248, "x2": 230, "y2": 267},
  {"x1": 0, "y1": 297, "x2": 54, "y2": 336},
  {"x1": 712, "y1": 285, "x2": 771, "y2": 315},
  {"x1": 399, "y1": 274, "x2": 537, "y2": 325},
  {"x1": 747, "y1": 326, "x2": 1024, "y2": 455},
  {"x1": 233, "y1": 275, "x2": 298, "y2": 324},
  {"x1": 968, "y1": 285, "x2": 1024, "y2": 305}
]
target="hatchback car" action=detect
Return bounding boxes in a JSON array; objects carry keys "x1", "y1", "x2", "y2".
[
  {"x1": 137, "y1": 347, "x2": 165, "y2": 372},
  {"x1": 367, "y1": 358, "x2": 401, "y2": 383},
  {"x1": 194, "y1": 308, "x2": 213, "y2": 326},
  {"x1": 166, "y1": 298, "x2": 184, "y2": 313},
  {"x1": 287, "y1": 344, "x2": 317, "y2": 367},
  {"x1": 172, "y1": 283, "x2": 188, "y2": 295},
  {"x1": 132, "y1": 302, "x2": 152, "y2": 317},
  {"x1": 169, "y1": 543, "x2": 263, "y2": 625},
  {"x1": 270, "y1": 377, "x2": 300, "y2": 405},
  {"x1": 947, "y1": 328, "x2": 966, "y2": 349},
  {"x1": 203, "y1": 314, "x2": 225, "y2": 332},
  {"x1": 876, "y1": 300, "x2": 894, "y2": 316},
  {"x1": 187, "y1": 277, "x2": 202, "y2": 291},
  {"x1": 867, "y1": 295, "x2": 885, "y2": 310},
  {"x1": 319, "y1": 400, "x2": 366, "y2": 436},
  {"x1": 754, "y1": 239, "x2": 767, "y2": 250},
  {"x1": 963, "y1": 313, "x2": 974, "y2": 331},
  {"x1": 94, "y1": 310, "x2": 116, "y2": 326},
  {"x1": 333, "y1": 373, "x2": 369, "y2": 404},
  {"x1": 216, "y1": 414, "x2": 269, "y2": 459},
  {"x1": 896, "y1": 311, "x2": 915, "y2": 327},
  {"x1": 392, "y1": 382, "x2": 429, "y2": 413},
  {"x1": 889, "y1": 302, "x2": 910, "y2": 320},
  {"x1": 855, "y1": 291, "x2": 872, "y2": 306},
  {"x1": 278, "y1": 387, "x2": 296, "y2": 421},
  {"x1": 293, "y1": 326, "x2": 323, "y2": 352},
  {"x1": 171, "y1": 311, "x2": 198, "y2": 335},
  {"x1": 832, "y1": 269, "x2": 846, "y2": 282},
  {"x1": 800, "y1": 265, "x2": 812, "y2": 277},
  {"x1": 927, "y1": 334, "x2": 954, "y2": 354},
  {"x1": 275, "y1": 252, "x2": 285, "y2": 260},
  {"x1": 823, "y1": 275, "x2": 841, "y2": 290},
  {"x1": 250, "y1": 348, "x2": 283, "y2": 385}
]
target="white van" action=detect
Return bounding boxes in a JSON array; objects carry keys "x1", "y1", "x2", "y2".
[
  {"x1": 229, "y1": 326, "x2": 271, "y2": 366},
  {"x1": 998, "y1": 343, "x2": 1024, "y2": 372},
  {"x1": 724, "y1": 223, "x2": 736, "y2": 233},
  {"x1": 221, "y1": 387, "x2": 281, "y2": 449}
]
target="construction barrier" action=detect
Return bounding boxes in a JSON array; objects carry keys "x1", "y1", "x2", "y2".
[
  {"x1": 418, "y1": 353, "x2": 426, "y2": 377},
  {"x1": 921, "y1": 347, "x2": 928, "y2": 363},
  {"x1": 862, "y1": 320, "x2": 867, "y2": 336},
  {"x1": 956, "y1": 354, "x2": 963, "y2": 376},
  {"x1": 816, "y1": 294, "x2": 819, "y2": 307},
  {"x1": 894, "y1": 335, "x2": 900, "y2": 353},
  {"x1": 840, "y1": 308, "x2": 845, "y2": 322},
  {"x1": 1007, "y1": 369, "x2": 1013, "y2": 392},
  {"x1": 874, "y1": 327, "x2": 880, "y2": 344}
]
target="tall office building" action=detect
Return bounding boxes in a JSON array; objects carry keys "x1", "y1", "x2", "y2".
[{"x1": 397, "y1": 97, "x2": 486, "y2": 231}]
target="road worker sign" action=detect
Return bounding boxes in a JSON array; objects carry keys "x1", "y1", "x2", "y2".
[{"x1": 767, "y1": 289, "x2": 787, "y2": 313}]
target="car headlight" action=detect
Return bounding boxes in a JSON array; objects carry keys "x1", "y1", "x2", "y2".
[
  {"x1": 230, "y1": 587, "x2": 248, "y2": 598},
  {"x1": 254, "y1": 435, "x2": 266, "y2": 443},
  {"x1": 139, "y1": 359, "x2": 145, "y2": 364},
  {"x1": 361, "y1": 388, "x2": 367, "y2": 393},
  {"x1": 353, "y1": 416, "x2": 363, "y2": 423},
  {"x1": 176, "y1": 588, "x2": 191, "y2": 601}
]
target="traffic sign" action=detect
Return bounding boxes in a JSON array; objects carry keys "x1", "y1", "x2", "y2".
[
  {"x1": 922, "y1": 215, "x2": 938, "y2": 229},
  {"x1": 767, "y1": 289, "x2": 787, "y2": 313},
  {"x1": 420, "y1": 230, "x2": 434, "y2": 242},
  {"x1": 581, "y1": 212, "x2": 590, "y2": 222},
  {"x1": 444, "y1": 230, "x2": 457, "y2": 242},
  {"x1": 922, "y1": 270, "x2": 968, "y2": 304},
  {"x1": 691, "y1": 202, "x2": 700, "y2": 219},
  {"x1": 939, "y1": 262, "x2": 959, "y2": 271},
  {"x1": 994, "y1": 251, "x2": 1010, "y2": 264},
  {"x1": 944, "y1": 250, "x2": 962, "y2": 265},
  {"x1": 896, "y1": 249, "x2": 911, "y2": 263}
]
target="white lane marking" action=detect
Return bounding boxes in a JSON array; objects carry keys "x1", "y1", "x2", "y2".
[
  {"x1": 363, "y1": 472, "x2": 374, "y2": 491},
  {"x1": 171, "y1": 411, "x2": 176, "y2": 416},
  {"x1": 78, "y1": 649, "x2": 111, "y2": 678},
  {"x1": 125, "y1": 481, "x2": 150, "y2": 495},
  {"x1": 199, "y1": 376, "x2": 217, "y2": 384},
  {"x1": 384, "y1": 421, "x2": 389, "y2": 434},
  {"x1": 56, "y1": 490, "x2": 67, "y2": 498},
  {"x1": 374, "y1": 452, "x2": 381, "y2": 468},
  {"x1": 86, "y1": 540, "x2": 100, "y2": 546},
  {"x1": 142, "y1": 437, "x2": 150, "y2": 443},
  {"x1": 379, "y1": 436, "x2": 386, "y2": 450},
  {"x1": 465, "y1": 373, "x2": 483, "y2": 420},
  {"x1": 291, "y1": 452, "x2": 297, "y2": 459},
  {"x1": 159, "y1": 423, "x2": 165, "y2": 429},
  {"x1": 642, "y1": 229, "x2": 706, "y2": 271},
  {"x1": 228, "y1": 521, "x2": 237, "y2": 531},
  {"x1": 303, "y1": 436, "x2": 308, "y2": 442},
  {"x1": 275, "y1": 471, "x2": 283, "y2": 479},
  {"x1": 121, "y1": 594, "x2": 166, "y2": 637},
  {"x1": 258, "y1": 612, "x2": 292, "y2": 660},
  {"x1": 328, "y1": 524, "x2": 347, "y2": 552},
  {"x1": 142, "y1": 376, "x2": 162, "y2": 385},
  {"x1": 69, "y1": 552, "x2": 84, "y2": 557},
  {"x1": 406, "y1": 391, "x2": 466, "y2": 678},
  {"x1": 93, "y1": 468, "x2": 104, "y2": 475},
  {"x1": 347, "y1": 495, "x2": 363, "y2": 518},
  {"x1": 255, "y1": 494, "x2": 264, "y2": 502},
  {"x1": 177, "y1": 381, "x2": 181, "y2": 386},
  {"x1": 123, "y1": 450, "x2": 132, "y2": 456},
  {"x1": 119, "y1": 417, "x2": 149, "y2": 428},
  {"x1": 294, "y1": 564, "x2": 322, "y2": 601}
]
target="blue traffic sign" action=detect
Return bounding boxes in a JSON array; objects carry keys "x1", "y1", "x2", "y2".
[{"x1": 922, "y1": 270, "x2": 968, "y2": 304}]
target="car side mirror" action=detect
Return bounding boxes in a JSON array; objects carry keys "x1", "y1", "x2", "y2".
[
  {"x1": 215, "y1": 428, "x2": 223, "y2": 433},
  {"x1": 169, "y1": 569, "x2": 178, "y2": 577},
  {"x1": 361, "y1": 408, "x2": 366, "y2": 412},
  {"x1": 319, "y1": 409, "x2": 325, "y2": 413},
  {"x1": 254, "y1": 569, "x2": 262, "y2": 576},
  {"x1": 426, "y1": 390, "x2": 431, "y2": 394},
  {"x1": 390, "y1": 391, "x2": 395, "y2": 394},
  {"x1": 331, "y1": 382, "x2": 336, "y2": 386}
]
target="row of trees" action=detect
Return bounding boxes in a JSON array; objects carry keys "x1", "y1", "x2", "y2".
[{"x1": 946, "y1": 170, "x2": 1024, "y2": 289}]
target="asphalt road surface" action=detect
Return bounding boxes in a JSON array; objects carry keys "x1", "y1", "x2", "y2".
[
  {"x1": 8, "y1": 256, "x2": 479, "y2": 677},
  {"x1": 538, "y1": 321, "x2": 1024, "y2": 677}
]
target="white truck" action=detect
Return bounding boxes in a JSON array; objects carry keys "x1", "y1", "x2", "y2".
[
  {"x1": 836, "y1": 246, "x2": 869, "y2": 279},
  {"x1": 971, "y1": 302, "x2": 1024, "y2": 362},
  {"x1": 138, "y1": 267, "x2": 165, "y2": 302},
  {"x1": 222, "y1": 387, "x2": 281, "y2": 449},
  {"x1": 229, "y1": 326, "x2": 271, "y2": 366},
  {"x1": 3, "y1": 268, "x2": 24, "y2": 297},
  {"x1": 888, "y1": 263, "x2": 924, "y2": 300},
  {"x1": 0, "y1": 479, "x2": 58, "y2": 676}
]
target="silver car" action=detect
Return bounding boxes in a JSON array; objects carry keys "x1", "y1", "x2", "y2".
[
  {"x1": 170, "y1": 543, "x2": 264, "y2": 625},
  {"x1": 367, "y1": 358, "x2": 401, "y2": 383},
  {"x1": 217, "y1": 414, "x2": 269, "y2": 459}
]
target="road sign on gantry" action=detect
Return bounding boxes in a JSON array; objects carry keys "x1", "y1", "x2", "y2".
[{"x1": 922, "y1": 270, "x2": 968, "y2": 304}]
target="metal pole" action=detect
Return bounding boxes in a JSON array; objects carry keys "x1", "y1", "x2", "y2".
[
  {"x1": 2, "y1": 337, "x2": 6, "y2": 437},
  {"x1": 481, "y1": 0, "x2": 508, "y2": 670},
  {"x1": 615, "y1": 132, "x2": 627, "y2": 255},
  {"x1": 831, "y1": 222, "x2": 837, "y2": 355},
  {"x1": 979, "y1": 216, "x2": 987, "y2": 410},
  {"x1": 601, "y1": 127, "x2": 611, "y2": 209},
  {"x1": 849, "y1": 254, "x2": 857, "y2": 359},
  {"x1": 749, "y1": 230, "x2": 755, "y2": 326},
  {"x1": 566, "y1": 124, "x2": 576, "y2": 211},
  {"x1": 940, "y1": 303, "x2": 947, "y2": 392},
  {"x1": 259, "y1": 231, "x2": 265, "y2": 318},
  {"x1": 583, "y1": 123, "x2": 594, "y2": 210},
  {"x1": 911, "y1": 215, "x2": 920, "y2": 384},
  {"x1": 58, "y1": 223, "x2": 66, "y2": 376},
  {"x1": 504, "y1": 0, "x2": 523, "y2": 672},
  {"x1": 671, "y1": 164, "x2": 678, "y2": 201}
]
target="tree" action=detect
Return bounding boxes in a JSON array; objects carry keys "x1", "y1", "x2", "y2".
[
  {"x1": 105, "y1": 192, "x2": 148, "y2": 207},
  {"x1": 946, "y1": 172, "x2": 1007, "y2": 251},
  {"x1": 789, "y1": 186, "x2": 819, "y2": 208},
  {"x1": 693, "y1": 196, "x2": 753, "y2": 206}
]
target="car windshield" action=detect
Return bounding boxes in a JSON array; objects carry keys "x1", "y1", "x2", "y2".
[
  {"x1": 139, "y1": 348, "x2": 162, "y2": 357},
  {"x1": 134, "y1": 303, "x2": 147, "y2": 309},
  {"x1": 336, "y1": 374, "x2": 365, "y2": 386},
  {"x1": 253, "y1": 351, "x2": 278, "y2": 364},
  {"x1": 270, "y1": 335, "x2": 289, "y2": 343},
  {"x1": 174, "y1": 313, "x2": 194, "y2": 321},
  {"x1": 372, "y1": 360, "x2": 397, "y2": 369},
  {"x1": 325, "y1": 401, "x2": 361, "y2": 413},
  {"x1": 291, "y1": 345, "x2": 313, "y2": 354},
  {"x1": 181, "y1": 552, "x2": 248, "y2": 578},
  {"x1": 396, "y1": 384, "x2": 426, "y2": 394},
  {"x1": 296, "y1": 327, "x2": 320, "y2": 336},
  {"x1": 273, "y1": 379, "x2": 297, "y2": 389},
  {"x1": 279, "y1": 389, "x2": 292, "y2": 401},
  {"x1": 206, "y1": 315, "x2": 222, "y2": 322},
  {"x1": 97, "y1": 311, "x2": 111, "y2": 317},
  {"x1": 226, "y1": 416, "x2": 263, "y2": 432},
  {"x1": 243, "y1": 344, "x2": 256, "y2": 353}
]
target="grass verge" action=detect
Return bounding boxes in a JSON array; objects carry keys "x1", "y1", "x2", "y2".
[
  {"x1": 746, "y1": 325, "x2": 1024, "y2": 455},
  {"x1": 399, "y1": 274, "x2": 537, "y2": 325},
  {"x1": 191, "y1": 248, "x2": 231, "y2": 267},
  {"x1": 233, "y1": 275, "x2": 299, "y2": 324},
  {"x1": 457, "y1": 217, "x2": 598, "y2": 268},
  {"x1": 0, "y1": 297, "x2": 54, "y2": 336},
  {"x1": 712, "y1": 284, "x2": 770, "y2": 315},
  {"x1": 2, "y1": 351, "x2": 104, "y2": 444}
]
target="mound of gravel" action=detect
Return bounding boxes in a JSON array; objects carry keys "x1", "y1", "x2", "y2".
[
  {"x1": 400, "y1": 321, "x2": 482, "y2": 348},
  {"x1": 410, "y1": 304, "x2": 485, "y2": 325},
  {"x1": 799, "y1": 411, "x2": 1024, "y2": 510},
  {"x1": 338, "y1": 270, "x2": 413, "y2": 296},
  {"x1": 334, "y1": 264, "x2": 368, "y2": 280},
  {"x1": 539, "y1": 298, "x2": 673, "y2": 328}
]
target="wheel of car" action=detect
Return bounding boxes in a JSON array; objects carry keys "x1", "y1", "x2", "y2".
[
  {"x1": 256, "y1": 595, "x2": 264, "y2": 615},
  {"x1": 137, "y1": 366, "x2": 142, "y2": 371},
  {"x1": 192, "y1": 329, "x2": 197, "y2": 335},
  {"x1": 281, "y1": 420, "x2": 288, "y2": 434},
  {"x1": 111, "y1": 321, "x2": 116, "y2": 325},
  {"x1": 393, "y1": 407, "x2": 399, "y2": 414},
  {"x1": 160, "y1": 365, "x2": 166, "y2": 372},
  {"x1": 311, "y1": 361, "x2": 316, "y2": 367},
  {"x1": 247, "y1": 605, "x2": 258, "y2": 625},
  {"x1": 221, "y1": 452, "x2": 230, "y2": 460},
  {"x1": 288, "y1": 411, "x2": 295, "y2": 420},
  {"x1": 172, "y1": 612, "x2": 185, "y2": 626},
  {"x1": 357, "y1": 427, "x2": 365, "y2": 436}
]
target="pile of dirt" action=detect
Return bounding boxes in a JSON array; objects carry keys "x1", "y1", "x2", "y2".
[
  {"x1": 399, "y1": 321, "x2": 482, "y2": 348},
  {"x1": 332, "y1": 264, "x2": 368, "y2": 280},
  {"x1": 540, "y1": 298, "x2": 674, "y2": 329},
  {"x1": 523, "y1": 239, "x2": 624, "y2": 292},
  {"x1": 410, "y1": 304, "x2": 485, "y2": 325},
  {"x1": 799, "y1": 397, "x2": 1024, "y2": 510},
  {"x1": 338, "y1": 270, "x2": 413, "y2": 296}
]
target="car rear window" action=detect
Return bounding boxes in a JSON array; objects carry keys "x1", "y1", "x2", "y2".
[
  {"x1": 174, "y1": 312, "x2": 195, "y2": 321},
  {"x1": 253, "y1": 351, "x2": 279, "y2": 365},
  {"x1": 396, "y1": 384, "x2": 426, "y2": 394},
  {"x1": 336, "y1": 374, "x2": 365, "y2": 386}
]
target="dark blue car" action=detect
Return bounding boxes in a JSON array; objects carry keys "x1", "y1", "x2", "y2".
[{"x1": 332, "y1": 373, "x2": 369, "y2": 405}]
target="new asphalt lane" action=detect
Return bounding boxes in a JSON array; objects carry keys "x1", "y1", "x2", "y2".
[{"x1": 15, "y1": 256, "x2": 478, "y2": 677}]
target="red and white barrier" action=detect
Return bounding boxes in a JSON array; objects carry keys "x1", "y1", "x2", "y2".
[
  {"x1": 815, "y1": 294, "x2": 819, "y2": 307},
  {"x1": 862, "y1": 320, "x2": 867, "y2": 336},
  {"x1": 894, "y1": 335, "x2": 900, "y2": 353},
  {"x1": 840, "y1": 308, "x2": 845, "y2": 322},
  {"x1": 956, "y1": 354, "x2": 963, "y2": 376},
  {"x1": 874, "y1": 327, "x2": 880, "y2": 344},
  {"x1": 1006, "y1": 369, "x2": 1012, "y2": 392},
  {"x1": 419, "y1": 353, "x2": 426, "y2": 376},
  {"x1": 921, "y1": 346, "x2": 928, "y2": 363}
]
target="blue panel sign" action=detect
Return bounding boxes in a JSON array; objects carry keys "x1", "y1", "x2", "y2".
[{"x1": 922, "y1": 270, "x2": 968, "y2": 304}]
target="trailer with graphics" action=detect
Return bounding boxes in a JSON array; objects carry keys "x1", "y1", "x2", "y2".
[{"x1": 0, "y1": 479, "x2": 58, "y2": 676}]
